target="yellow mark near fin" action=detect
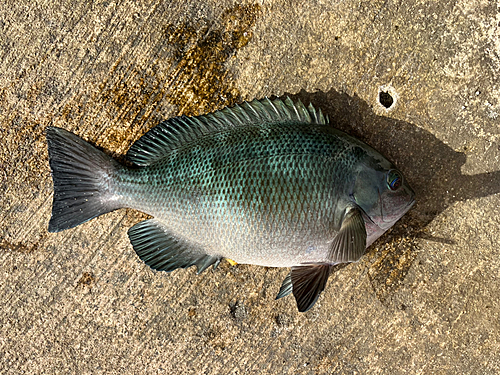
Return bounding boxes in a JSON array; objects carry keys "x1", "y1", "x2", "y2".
[{"x1": 226, "y1": 258, "x2": 238, "y2": 266}]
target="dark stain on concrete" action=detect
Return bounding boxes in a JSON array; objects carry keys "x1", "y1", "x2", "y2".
[
  {"x1": 229, "y1": 300, "x2": 248, "y2": 322},
  {"x1": 162, "y1": 4, "x2": 261, "y2": 116},
  {"x1": 0, "y1": 239, "x2": 39, "y2": 253},
  {"x1": 87, "y1": 4, "x2": 261, "y2": 155},
  {"x1": 366, "y1": 218, "x2": 420, "y2": 303},
  {"x1": 77, "y1": 272, "x2": 95, "y2": 288}
]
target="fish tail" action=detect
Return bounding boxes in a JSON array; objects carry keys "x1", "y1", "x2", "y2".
[{"x1": 46, "y1": 126, "x2": 124, "y2": 232}]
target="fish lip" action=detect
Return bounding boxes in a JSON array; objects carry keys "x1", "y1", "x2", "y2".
[{"x1": 379, "y1": 188, "x2": 416, "y2": 226}]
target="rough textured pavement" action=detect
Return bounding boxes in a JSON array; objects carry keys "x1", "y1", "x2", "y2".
[{"x1": 1, "y1": 1, "x2": 499, "y2": 374}]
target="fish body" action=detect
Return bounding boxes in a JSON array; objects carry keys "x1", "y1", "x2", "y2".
[{"x1": 47, "y1": 98, "x2": 415, "y2": 311}]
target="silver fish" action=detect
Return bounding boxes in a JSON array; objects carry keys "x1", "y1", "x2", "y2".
[{"x1": 46, "y1": 97, "x2": 415, "y2": 312}]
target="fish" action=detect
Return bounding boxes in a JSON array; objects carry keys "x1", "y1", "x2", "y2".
[{"x1": 46, "y1": 97, "x2": 415, "y2": 312}]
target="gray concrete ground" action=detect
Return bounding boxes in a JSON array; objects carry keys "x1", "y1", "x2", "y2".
[{"x1": 1, "y1": 0, "x2": 499, "y2": 373}]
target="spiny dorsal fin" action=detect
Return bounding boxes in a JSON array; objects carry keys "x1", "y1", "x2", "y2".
[
  {"x1": 329, "y1": 207, "x2": 367, "y2": 263},
  {"x1": 128, "y1": 219, "x2": 221, "y2": 274},
  {"x1": 126, "y1": 97, "x2": 328, "y2": 166}
]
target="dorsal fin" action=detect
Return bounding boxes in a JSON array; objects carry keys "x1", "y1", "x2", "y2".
[{"x1": 126, "y1": 97, "x2": 328, "y2": 166}]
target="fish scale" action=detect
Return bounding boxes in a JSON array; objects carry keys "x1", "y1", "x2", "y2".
[
  {"x1": 116, "y1": 129, "x2": 346, "y2": 261},
  {"x1": 46, "y1": 97, "x2": 414, "y2": 312}
]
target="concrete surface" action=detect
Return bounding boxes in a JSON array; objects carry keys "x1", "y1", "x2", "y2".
[{"x1": 1, "y1": 0, "x2": 499, "y2": 374}]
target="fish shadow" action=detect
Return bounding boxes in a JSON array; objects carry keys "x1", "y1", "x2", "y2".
[{"x1": 289, "y1": 89, "x2": 500, "y2": 304}]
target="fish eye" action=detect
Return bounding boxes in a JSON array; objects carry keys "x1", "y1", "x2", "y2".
[{"x1": 387, "y1": 170, "x2": 403, "y2": 191}]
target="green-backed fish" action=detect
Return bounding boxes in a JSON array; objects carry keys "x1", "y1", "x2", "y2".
[{"x1": 46, "y1": 97, "x2": 415, "y2": 312}]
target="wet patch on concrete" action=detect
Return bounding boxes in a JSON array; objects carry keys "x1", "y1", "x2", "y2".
[
  {"x1": 76, "y1": 272, "x2": 95, "y2": 288},
  {"x1": 366, "y1": 218, "x2": 420, "y2": 304},
  {"x1": 88, "y1": 4, "x2": 261, "y2": 155},
  {"x1": 0, "y1": 239, "x2": 39, "y2": 253},
  {"x1": 162, "y1": 4, "x2": 261, "y2": 116}
]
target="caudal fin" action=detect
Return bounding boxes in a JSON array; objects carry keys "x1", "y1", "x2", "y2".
[{"x1": 46, "y1": 127, "x2": 123, "y2": 232}]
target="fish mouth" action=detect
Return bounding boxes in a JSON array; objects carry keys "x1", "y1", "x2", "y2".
[{"x1": 378, "y1": 187, "x2": 416, "y2": 228}]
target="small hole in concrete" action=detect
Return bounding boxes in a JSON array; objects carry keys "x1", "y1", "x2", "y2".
[{"x1": 379, "y1": 91, "x2": 394, "y2": 108}]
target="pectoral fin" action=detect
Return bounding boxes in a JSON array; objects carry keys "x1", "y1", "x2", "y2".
[
  {"x1": 329, "y1": 207, "x2": 367, "y2": 263},
  {"x1": 291, "y1": 264, "x2": 332, "y2": 312}
]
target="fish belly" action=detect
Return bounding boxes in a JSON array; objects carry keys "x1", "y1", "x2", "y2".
[{"x1": 115, "y1": 156, "x2": 345, "y2": 267}]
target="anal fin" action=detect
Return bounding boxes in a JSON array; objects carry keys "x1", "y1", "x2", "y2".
[
  {"x1": 276, "y1": 272, "x2": 292, "y2": 300},
  {"x1": 128, "y1": 219, "x2": 220, "y2": 274},
  {"x1": 291, "y1": 264, "x2": 331, "y2": 312}
]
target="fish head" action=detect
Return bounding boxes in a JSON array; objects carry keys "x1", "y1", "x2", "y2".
[{"x1": 352, "y1": 156, "x2": 415, "y2": 231}]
